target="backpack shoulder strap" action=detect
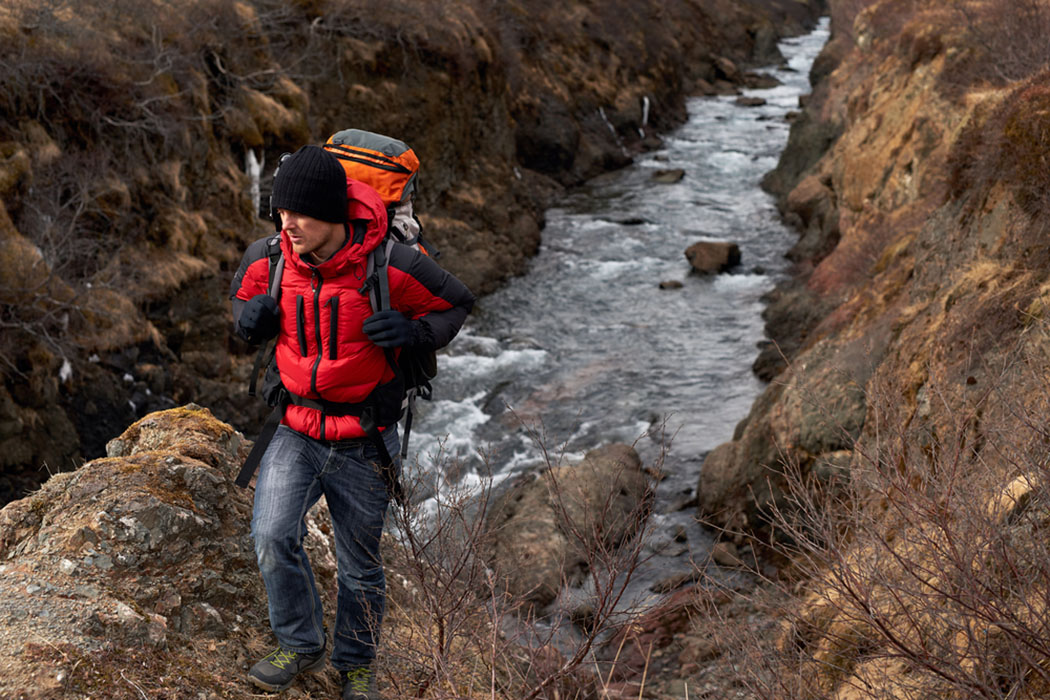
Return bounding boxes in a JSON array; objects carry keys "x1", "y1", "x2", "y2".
[
  {"x1": 248, "y1": 235, "x2": 284, "y2": 398},
  {"x1": 265, "y1": 234, "x2": 284, "y2": 299},
  {"x1": 366, "y1": 236, "x2": 396, "y2": 313}
]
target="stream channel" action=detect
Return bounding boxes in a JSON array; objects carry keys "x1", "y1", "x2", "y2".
[{"x1": 406, "y1": 18, "x2": 830, "y2": 614}]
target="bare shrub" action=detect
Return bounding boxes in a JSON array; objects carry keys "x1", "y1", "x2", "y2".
[
  {"x1": 944, "y1": 0, "x2": 1050, "y2": 89},
  {"x1": 379, "y1": 427, "x2": 658, "y2": 699},
  {"x1": 723, "y1": 338, "x2": 1050, "y2": 699}
]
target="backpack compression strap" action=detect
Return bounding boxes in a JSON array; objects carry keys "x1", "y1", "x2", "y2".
[{"x1": 235, "y1": 389, "x2": 289, "y2": 488}]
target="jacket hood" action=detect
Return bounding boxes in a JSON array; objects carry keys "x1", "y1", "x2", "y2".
[{"x1": 281, "y1": 177, "x2": 388, "y2": 276}]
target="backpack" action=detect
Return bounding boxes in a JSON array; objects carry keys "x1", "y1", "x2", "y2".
[{"x1": 323, "y1": 129, "x2": 439, "y2": 258}]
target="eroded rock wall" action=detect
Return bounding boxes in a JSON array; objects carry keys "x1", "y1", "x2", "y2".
[
  {"x1": 700, "y1": 0, "x2": 1050, "y2": 660},
  {"x1": 698, "y1": 3, "x2": 1050, "y2": 692},
  {"x1": 702, "y1": 0, "x2": 1050, "y2": 535}
]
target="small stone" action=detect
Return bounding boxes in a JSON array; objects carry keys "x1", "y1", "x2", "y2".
[
  {"x1": 685, "y1": 240, "x2": 741, "y2": 274},
  {"x1": 59, "y1": 558, "x2": 77, "y2": 575},
  {"x1": 650, "y1": 570, "x2": 698, "y2": 593},
  {"x1": 735, "y1": 96, "x2": 767, "y2": 107},
  {"x1": 148, "y1": 613, "x2": 168, "y2": 648},
  {"x1": 75, "y1": 584, "x2": 101, "y2": 599},
  {"x1": 116, "y1": 601, "x2": 145, "y2": 626},
  {"x1": 658, "y1": 280, "x2": 684, "y2": 290},
  {"x1": 711, "y1": 541, "x2": 743, "y2": 568},
  {"x1": 651, "y1": 168, "x2": 685, "y2": 184},
  {"x1": 666, "y1": 679, "x2": 690, "y2": 697}
]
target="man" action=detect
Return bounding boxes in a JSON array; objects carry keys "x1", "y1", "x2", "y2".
[{"x1": 229, "y1": 145, "x2": 474, "y2": 699}]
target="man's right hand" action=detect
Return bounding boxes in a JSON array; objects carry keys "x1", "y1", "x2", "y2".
[{"x1": 237, "y1": 294, "x2": 279, "y2": 344}]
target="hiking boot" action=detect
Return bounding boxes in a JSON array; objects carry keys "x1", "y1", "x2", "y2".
[
  {"x1": 248, "y1": 645, "x2": 326, "y2": 692},
  {"x1": 341, "y1": 666, "x2": 380, "y2": 700}
]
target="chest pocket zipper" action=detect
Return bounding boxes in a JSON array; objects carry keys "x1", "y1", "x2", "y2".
[
  {"x1": 296, "y1": 295, "x2": 308, "y2": 356},
  {"x1": 326, "y1": 296, "x2": 339, "y2": 360}
]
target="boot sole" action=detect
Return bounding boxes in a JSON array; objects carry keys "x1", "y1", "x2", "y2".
[{"x1": 248, "y1": 654, "x2": 326, "y2": 692}]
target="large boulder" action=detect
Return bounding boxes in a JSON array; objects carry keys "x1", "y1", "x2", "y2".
[{"x1": 484, "y1": 444, "x2": 650, "y2": 608}]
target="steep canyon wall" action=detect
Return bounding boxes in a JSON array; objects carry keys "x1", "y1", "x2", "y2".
[{"x1": 699, "y1": 0, "x2": 1050, "y2": 695}]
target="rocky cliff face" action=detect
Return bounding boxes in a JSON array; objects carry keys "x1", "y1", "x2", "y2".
[
  {"x1": 0, "y1": 0, "x2": 825, "y2": 505},
  {"x1": 698, "y1": 0, "x2": 1050, "y2": 695},
  {"x1": 701, "y1": 0, "x2": 1050, "y2": 540}
]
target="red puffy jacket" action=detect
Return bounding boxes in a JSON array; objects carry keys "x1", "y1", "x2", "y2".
[{"x1": 230, "y1": 179, "x2": 474, "y2": 441}]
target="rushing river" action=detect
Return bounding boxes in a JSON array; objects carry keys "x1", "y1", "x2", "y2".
[{"x1": 410, "y1": 19, "x2": 829, "y2": 511}]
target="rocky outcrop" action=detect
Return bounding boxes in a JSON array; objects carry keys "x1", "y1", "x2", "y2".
[
  {"x1": 0, "y1": 405, "x2": 342, "y2": 697},
  {"x1": 0, "y1": 0, "x2": 826, "y2": 504},
  {"x1": 484, "y1": 443, "x2": 650, "y2": 608},
  {"x1": 0, "y1": 406, "x2": 664, "y2": 697}
]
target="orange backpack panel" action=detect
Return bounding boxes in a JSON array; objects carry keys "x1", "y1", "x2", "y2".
[{"x1": 324, "y1": 129, "x2": 420, "y2": 209}]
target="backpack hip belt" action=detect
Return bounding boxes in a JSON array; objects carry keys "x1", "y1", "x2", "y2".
[{"x1": 234, "y1": 389, "x2": 404, "y2": 504}]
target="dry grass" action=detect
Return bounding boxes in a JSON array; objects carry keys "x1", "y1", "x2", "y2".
[{"x1": 703, "y1": 333, "x2": 1050, "y2": 700}]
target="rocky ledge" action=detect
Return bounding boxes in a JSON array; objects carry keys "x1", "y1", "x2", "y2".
[{"x1": 0, "y1": 404, "x2": 718, "y2": 699}]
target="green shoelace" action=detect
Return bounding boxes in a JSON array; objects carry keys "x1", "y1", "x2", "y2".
[
  {"x1": 268, "y1": 648, "x2": 300, "y2": 669},
  {"x1": 345, "y1": 667, "x2": 373, "y2": 692}
]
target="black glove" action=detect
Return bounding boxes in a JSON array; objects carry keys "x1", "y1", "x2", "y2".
[
  {"x1": 238, "y1": 294, "x2": 279, "y2": 344},
  {"x1": 362, "y1": 310, "x2": 415, "y2": 348}
]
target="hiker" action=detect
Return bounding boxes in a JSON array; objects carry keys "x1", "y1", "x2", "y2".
[{"x1": 229, "y1": 144, "x2": 474, "y2": 699}]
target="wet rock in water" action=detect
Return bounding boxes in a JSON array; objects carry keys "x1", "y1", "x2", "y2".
[
  {"x1": 684, "y1": 241, "x2": 741, "y2": 274},
  {"x1": 735, "y1": 96, "x2": 767, "y2": 107},
  {"x1": 673, "y1": 524, "x2": 689, "y2": 543},
  {"x1": 651, "y1": 168, "x2": 685, "y2": 184},
  {"x1": 659, "y1": 279, "x2": 684, "y2": 290},
  {"x1": 744, "y1": 72, "x2": 781, "y2": 89},
  {"x1": 713, "y1": 55, "x2": 740, "y2": 83}
]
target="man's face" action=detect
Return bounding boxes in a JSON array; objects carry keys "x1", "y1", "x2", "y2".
[{"x1": 278, "y1": 209, "x2": 344, "y2": 261}]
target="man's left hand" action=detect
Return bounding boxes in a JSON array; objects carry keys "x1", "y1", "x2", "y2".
[{"x1": 363, "y1": 310, "x2": 415, "y2": 348}]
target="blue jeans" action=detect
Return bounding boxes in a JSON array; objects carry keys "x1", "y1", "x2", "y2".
[{"x1": 251, "y1": 424, "x2": 399, "y2": 670}]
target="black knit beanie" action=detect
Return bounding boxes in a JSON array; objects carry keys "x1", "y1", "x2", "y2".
[{"x1": 270, "y1": 145, "x2": 347, "y2": 224}]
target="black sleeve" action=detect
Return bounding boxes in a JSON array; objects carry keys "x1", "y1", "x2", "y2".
[{"x1": 388, "y1": 243, "x2": 475, "y2": 350}]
